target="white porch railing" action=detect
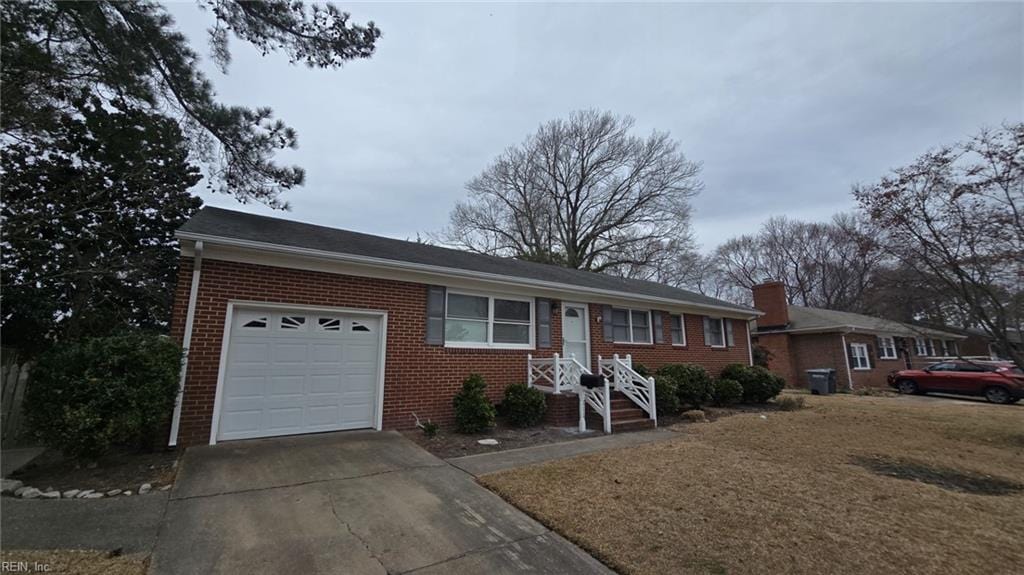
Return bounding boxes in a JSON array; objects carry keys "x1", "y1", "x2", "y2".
[
  {"x1": 598, "y1": 354, "x2": 657, "y2": 426},
  {"x1": 527, "y1": 353, "x2": 591, "y2": 395}
]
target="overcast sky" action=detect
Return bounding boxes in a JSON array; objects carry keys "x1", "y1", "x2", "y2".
[{"x1": 166, "y1": 1, "x2": 1023, "y2": 252}]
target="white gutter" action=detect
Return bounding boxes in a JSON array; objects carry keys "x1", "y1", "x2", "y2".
[
  {"x1": 168, "y1": 240, "x2": 203, "y2": 447},
  {"x1": 755, "y1": 324, "x2": 966, "y2": 340},
  {"x1": 176, "y1": 231, "x2": 762, "y2": 320},
  {"x1": 840, "y1": 332, "x2": 854, "y2": 391}
]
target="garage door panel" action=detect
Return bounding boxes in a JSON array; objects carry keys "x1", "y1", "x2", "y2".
[
  {"x1": 217, "y1": 308, "x2": 382, "y2": 441},
  {"x1": 272, "y1": 342, "x2": 309, "y2": 363},
  {"x1": 231, "y1": 342, "x2": 271, "y2": 364}
]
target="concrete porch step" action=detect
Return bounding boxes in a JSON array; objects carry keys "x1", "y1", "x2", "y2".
[{"x1": 610, "y1": 418, "x2": 657, "y2": 432}]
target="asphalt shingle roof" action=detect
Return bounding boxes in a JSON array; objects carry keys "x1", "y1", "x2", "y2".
[
  {"x1": 178, "y1": 207, "x2": 757, "y2": 315},
  {"x1": 759, "y1": 305, "x2": 964, "y2": 339}
]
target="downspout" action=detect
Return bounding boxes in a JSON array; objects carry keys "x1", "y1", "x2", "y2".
[
  {"x1": 746, "y1": 323, "x2": 754, "y2": 366},
  {"x1": 840, "y1": 332, "x2": 854, "y2": 391},
  {"x1": 168, "y1": 241, "x2": 203, "y2": 447}
]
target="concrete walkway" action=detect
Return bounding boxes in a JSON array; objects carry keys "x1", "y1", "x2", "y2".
[{"x1": 448, "y1": 428, "x2": 676, "y2": 477}]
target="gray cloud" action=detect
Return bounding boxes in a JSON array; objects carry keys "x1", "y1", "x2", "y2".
[{"x1": 166, "y1": 2, "x2": 1023, "y2": 250}]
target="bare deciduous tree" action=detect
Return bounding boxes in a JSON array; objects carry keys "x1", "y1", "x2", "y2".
[
  {"x1": 439, "y1": 110, "x2": 702, "y2": 275},
  {"x1": 854, "y1": 123, "x2": 1024, "y2": 367},
  {"x1": 709, "y1": 214, "x2": 883, "y2": 310}
]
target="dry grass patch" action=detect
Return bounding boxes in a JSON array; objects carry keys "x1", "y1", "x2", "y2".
[
  {"x1": 480, "y1": 394, "x2": 1024, "y2": 575},
  {"x1": 0, "y1": 550, "x2": 148, "y2": 575}
]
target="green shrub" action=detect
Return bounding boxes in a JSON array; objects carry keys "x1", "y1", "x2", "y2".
[
  {"x1": 452, "y1": 373, "x2": 496, "y2": 433},
  {"x1": 712, "y1": 378, "x2": 744, "y2": 406},
  {"x1": 721, "y1": 364, "x2": 785, "y2": 404},
  {"x1": 656, "y1": 364, "x2": 713, "y2": 409},
  {"x1": 752, "y1": 345, "x2": 772, "y2": 368},
  {"x1": 502, "y1": 384, "x2": 547, "y2": 427},
  {"x1": 24, "y1": 334, "x2": 182, "y2": 459},
  {"x1": 631, "y1": 362, "x2": 651, "y2": 378},
  {"x1": 775, "y1": 395, "x2": 806, "y2": 411},
  {"x1": 653, "y1": 376, "x2": 681, "y2": 416}
]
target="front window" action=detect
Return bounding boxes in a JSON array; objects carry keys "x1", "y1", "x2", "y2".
[
  {"x1": 705, "y1": 317, "x2": 726, "y2": 348},
  {"x1": 670, "y1": 314, "x2": 686, "y2": 346},
  {"x1": 947, "y1": 340, "x2": 959, "y2": 356},
  {"x1": 878, "y1": 336, "x2": 897, "y2": 359},
  {"x1": 851, "y1": 343, "x2": 870, "y2": 369},
  {"x1": 611, "y1": 307, "x2": 652, "y2": 344},
  {"x1": 445, "y1": 292, "x2": 533, "y2": 348},
  {"x1": 915, "y1": 338, "x2": 928, "y2": 356}
]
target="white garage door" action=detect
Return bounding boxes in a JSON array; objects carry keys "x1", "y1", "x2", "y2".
[{"x1": 217, "y1": 308, "x2": 383, "y2": 442}]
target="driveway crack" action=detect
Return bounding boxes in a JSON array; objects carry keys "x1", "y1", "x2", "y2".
[
  {"x1": 328, "y1": 492, "x2": 392, "y2": 575},
  {"x1": 170, "y1": 463, "x2": 446, "y2": 502}
]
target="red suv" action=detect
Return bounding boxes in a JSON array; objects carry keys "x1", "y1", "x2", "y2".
[{"x1": 888, "y1": 361, "x2": 1024, "y2": 404}]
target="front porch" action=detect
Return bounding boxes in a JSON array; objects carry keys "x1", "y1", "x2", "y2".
[{"x1": 527, "y1": 353, "x2": 658, "y2": 433}]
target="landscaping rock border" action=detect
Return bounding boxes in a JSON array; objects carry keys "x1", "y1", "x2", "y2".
[{"x1": 2, "y1": 481, "x2": 172, "y2": 500}]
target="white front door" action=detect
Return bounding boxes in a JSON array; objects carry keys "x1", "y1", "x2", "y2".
[
  {"x1": 561, "y1": 303, "x2": 590, "y2": 367},
  {"x1": 217, "y1": 308, "x2": 383, "y2": 442}
]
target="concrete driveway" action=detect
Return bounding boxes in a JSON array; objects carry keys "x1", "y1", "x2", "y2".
[{"x1": 150, "y1": 431, "x2": 612, "y2": 575}]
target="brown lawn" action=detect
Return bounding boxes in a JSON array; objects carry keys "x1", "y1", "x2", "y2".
[{"x1": 480, "y1": 393, "x2": 1024, "y2": 575}]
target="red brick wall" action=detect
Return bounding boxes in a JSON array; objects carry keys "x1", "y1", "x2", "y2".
[
  {"x1": 171, "y1": 257, "x2": 751, "y2": 446},
  {"x1": 757, "y1": 332, "x2": 795, "y2": 384},
  {"x1": 844, "y1": 333, "x2": 904, "y2": 389},
  {"x1": 587, "y1": 305, "x2": 751, "y2": 377}
]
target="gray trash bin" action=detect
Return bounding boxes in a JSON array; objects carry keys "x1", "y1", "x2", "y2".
[{"x1": 806, "y1": 369, "x2": 836, "y2": 395}]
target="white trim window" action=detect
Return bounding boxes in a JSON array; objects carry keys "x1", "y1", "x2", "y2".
[
  {"x1": 704, "y1": 317, "x2": 726, "y2": 348},
  {"x1": 878, "y1": 336, "x2": 897, "y2": 359},
  {"x1": 611, "y1": 307, "x2": 652, "y2": 344},
  {"x1": 670, "y1": 314, "x2": 686, "y2": 346},
  {"x1": 850, "y1": 343, "x2": 870, "y2": 370},
  {"x1": 914, "y1": 337, "x2": 928, "y2": 356},
  {"x1": 445, "y1": 292, "x2": 533, "y2": 348}
]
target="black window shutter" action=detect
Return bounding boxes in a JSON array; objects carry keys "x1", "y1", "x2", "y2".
[
  {"x1": 537, "y1": 298, "x2": 551, "y2": 348},
  {"x1": 652, "y1": 311, "x2": 664, "y2": 344},
  {"x1": 602, "y1": 305, "x2": 614, "y2": 341},
  {"x1": 866, "y1": 344, "x2": 875, "y2": 369},
  {"x1": 725, "y1": 319, "x2": 735, "y2": 346},
  {"x1": 425, "y1": 286, "x2": 446, "y2": 345}
]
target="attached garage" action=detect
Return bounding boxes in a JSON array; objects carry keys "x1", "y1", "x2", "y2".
[{"x1": 211, "y1": 305, "x2": 386, "y2": 442}]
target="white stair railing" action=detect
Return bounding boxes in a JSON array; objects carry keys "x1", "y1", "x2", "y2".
[
  {"x1": 527, "y1": 354, "x2": 613, "y2": 433},
  {"x1": 578, "y1": 377, "x2": 611, "y2": 434},
  {"x1": 598, "y1": 354, "x2": 657, "y2": 426}
]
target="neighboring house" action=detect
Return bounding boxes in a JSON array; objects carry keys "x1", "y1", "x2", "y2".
[
  {"x1": 168, "y1": 207, "x2": 759, "y2": 447},
  {"x1": 914, "y1": 325, "x2": 1023, "y2": 362},
  {"x1": 751, "y1": 282, "x2": 965, "y2": 390}
]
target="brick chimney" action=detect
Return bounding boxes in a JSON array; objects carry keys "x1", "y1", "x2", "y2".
[{"x1": 752, "y1": 281, "x2": 789, "y2": 329}]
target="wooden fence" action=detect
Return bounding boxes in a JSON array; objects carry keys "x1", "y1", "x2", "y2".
[{"x1": 1, "y1": 350, "x2": 33, "y2": 443}]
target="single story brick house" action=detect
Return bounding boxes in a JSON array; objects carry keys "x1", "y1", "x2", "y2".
[
  {"x1": 751, "y1": 282, "x2": 965, "y2": 390},
  {"x1": 168, "y1": 207, "x2": 760, "y2": 447}
]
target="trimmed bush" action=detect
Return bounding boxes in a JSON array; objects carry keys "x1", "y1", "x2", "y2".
[
  {"x1": 452, "y1": 373, "x2": 496, "y2": 433},
  {"x1": 24, "y1": 334, "x2": 182, "y2": 459},
  {"x1": 656, "y1": 364, "x2": 713, "y2": 409},
  {"x1": 502, "y1": 384, "x2": 547, "y2": 427},
  {"x1": 720, "y1": 364, "x2": 785, "y2": 404},
  {"x1": 712, "y1": 378, "x2": 744, "y2": 406},
  {"x1": 653, "y1": 376, "x2": 681, "y2": 416}
]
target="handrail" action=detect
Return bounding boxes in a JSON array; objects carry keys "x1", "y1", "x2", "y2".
[
  {"x1": 598, "y1": 354, "x2": 657, "y2": 426},
  {"x1": 578, "y1": 377, "x2": 611, "y2": 433}
]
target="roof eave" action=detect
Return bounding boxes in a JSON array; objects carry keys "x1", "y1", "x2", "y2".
[{"x1": 177, "y1": 231, "x2": 762, "y2": 319}]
